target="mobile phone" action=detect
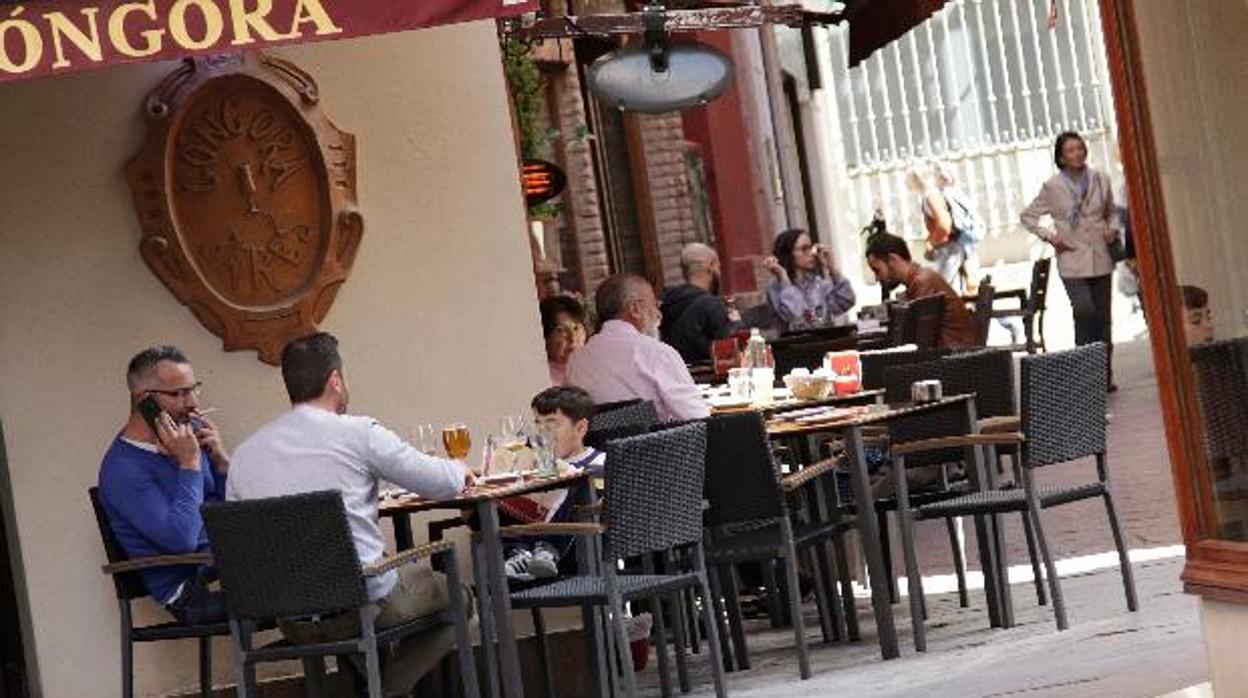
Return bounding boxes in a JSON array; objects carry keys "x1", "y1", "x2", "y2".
[{"x1": 137, "y1": 395, "x2": 164, "y2": 433}]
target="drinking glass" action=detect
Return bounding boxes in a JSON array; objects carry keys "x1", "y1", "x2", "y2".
[
  {"x1": 442, "y1": 423, "x2": 472, "y2": 460},
  {"x1": 412, "y1": 423, "x2": 437, "y2": 455}
]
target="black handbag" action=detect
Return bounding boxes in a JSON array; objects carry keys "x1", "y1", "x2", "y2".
[{"x1": 1108, "y1": 233, "x2": 1128, "y2": 262}]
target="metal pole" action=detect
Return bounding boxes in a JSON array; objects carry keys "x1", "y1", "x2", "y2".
[{"x1": 757, "y1": 17, "x2": 807, "y2": 229}]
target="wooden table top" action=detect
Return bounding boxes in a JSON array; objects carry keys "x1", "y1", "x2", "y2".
[
  {"x1": 379, "y1": 470, "x2": 588, "y2": 516},
  {"x1": 765, "y1": 394, "x2": 973, "y2": 438}
]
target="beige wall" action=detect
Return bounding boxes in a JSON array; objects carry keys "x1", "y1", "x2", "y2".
[
  {"x1": 0, "y1": 22, "x2": 547, "y2": 698},
  {"x1": 1134, "y1": 1, "x2": 1248, "y2": 695},
  {"x1": 1134, "y1": 0, "x2": 1248, "y2": 336}
]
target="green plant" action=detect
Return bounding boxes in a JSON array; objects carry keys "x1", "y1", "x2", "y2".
[{"x1": 502, "y1": 37, "x2": 549, "y2": 161}]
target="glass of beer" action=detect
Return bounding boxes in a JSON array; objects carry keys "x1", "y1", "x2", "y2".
[{"x1": 442, "y1": 423, "x2": 472, "y2": 460}]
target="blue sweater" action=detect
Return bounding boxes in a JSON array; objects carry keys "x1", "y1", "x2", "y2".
[{"x1": 98, "y1": 437, "x2": 225, "y2": 604}]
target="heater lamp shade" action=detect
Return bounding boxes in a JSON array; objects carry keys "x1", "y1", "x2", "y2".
[{"x1": 587, "y1": 42, "x2": 734, "y2": 114}]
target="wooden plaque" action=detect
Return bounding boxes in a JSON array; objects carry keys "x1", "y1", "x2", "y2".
[{"x1": 127, "y1": 53, "x2": 362, "y2": 365}]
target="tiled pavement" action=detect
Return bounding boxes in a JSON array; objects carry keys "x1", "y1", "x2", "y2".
[{"x1": 638, "y1": 337, "x2": 1205, "y2": 698}]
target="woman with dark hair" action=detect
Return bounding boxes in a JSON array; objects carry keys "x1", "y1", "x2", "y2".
[
  {"x1": 763, "y1": 228, "x2": 856, "y2": 328},
  {"x1": 1021, "y1": 131, "x2": 1122, "y2": 390},
  {"x1": 540, "y1": 295, "x2": 587, "y2": 385}
]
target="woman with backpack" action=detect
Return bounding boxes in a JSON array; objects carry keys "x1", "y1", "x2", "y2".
[{"x1": 905, "y1": 161, "x2": 985, "y2": 294}]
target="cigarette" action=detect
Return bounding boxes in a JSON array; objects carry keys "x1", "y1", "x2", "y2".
[{"x1": 197, "y1": 407, "x2": 220, "y2": 416}]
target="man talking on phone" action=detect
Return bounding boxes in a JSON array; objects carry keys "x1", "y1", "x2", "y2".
[{"x1": 98, "y1": 345, "x2": 230, "y2": 624}]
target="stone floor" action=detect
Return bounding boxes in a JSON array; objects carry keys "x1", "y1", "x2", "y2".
[{"x1": 637, "y1": 335, "x2": 1207, "y2": 698}]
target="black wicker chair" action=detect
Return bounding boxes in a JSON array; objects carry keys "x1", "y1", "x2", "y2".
[
  {"x1": 969, "y1": 279, "x2": 996, "y2": 347},
  {"x1": 860, "y1": 347, "x2": 956, "y2": 391},
  {"x1": 202, "y1": 491, "x2": 478, "y2": 698},
  {"x1": 510, "y1": 423, "x2": 727, "y2": 698},
  {"x1": 586, "y1": 400, "x2": 659, "y2": 450},
  {"x1": 894, "y1": 344, "x2": 1137, "y2": 647},
  {"x1": 770, "y1": 335, "x2": 859, "y2": 377},
  {"x1": 881, "y1": 349, "x2": 1046, "y2": 609},
  {"x1": 1189, "y1": 338, "x2": 1248, "y2": 538},
  {"x1": 89, "y1": 487, "x2": 223, "y2": 698},
  {"x1": 702, "y1": 411, "x2": 852, "y2": 679},
  {"x1": 992, "y1": 257, "x2": 1051, "y2": 354}
]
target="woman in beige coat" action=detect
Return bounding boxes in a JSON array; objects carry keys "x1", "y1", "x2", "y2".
[{"x1": 1020, "y1": 131, "x2": 1121, "y2": 390}]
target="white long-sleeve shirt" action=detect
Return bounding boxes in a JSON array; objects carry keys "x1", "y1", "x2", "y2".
[{"x1": 228, "y1": 404, "x2": 465, "y2": 600}]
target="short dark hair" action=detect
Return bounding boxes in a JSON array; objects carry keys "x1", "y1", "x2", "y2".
[
  {"x1": 127, "y1": 345, "x2": 189, "y2": 390},
  {"x1": 864, "y1": 232, "x2": 912, "y2": 262},
  {"x1": 540, "y1": 295, "x2": 585, "y2": 338},
  {"x1": 772, "y1": 229, "x2": 808, "y2": 282},
  {"x1": 1054, "y1": 131, "x2": 1086, "y2": 169},
  {"x1": 281, "y1": 332, "x2": 343, "y2": 403},
  {"x1": 1180, "y1": 285, "x2": 1209, "y2": 311},
  {"x1": 595, "y1": 273, "x2": 651, "y2": 323},
  {"x1": 532, "y1": 385, "x2": 596, "y2": 423}
]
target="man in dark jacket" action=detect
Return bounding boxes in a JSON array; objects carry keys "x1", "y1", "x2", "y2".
[{"x1": 660, "y1": 243, "x2": 741, "y2": 362}]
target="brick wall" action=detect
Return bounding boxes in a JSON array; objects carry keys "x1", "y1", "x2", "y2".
[
  {"x1": 636, "y1": 112, "x2": 700, "y2": 289},
  {"x1": 548, "y1": 51, "x2": 611, "y2": 296}
]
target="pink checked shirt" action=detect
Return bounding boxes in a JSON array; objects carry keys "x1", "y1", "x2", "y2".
[{"x1": 564, "y1": 320, "x2": 710, "y2": 423}]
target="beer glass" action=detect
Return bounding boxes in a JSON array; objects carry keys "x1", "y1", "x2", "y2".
[{"x1": 442, "y1": 424, "x2": 472, "y2": 460}]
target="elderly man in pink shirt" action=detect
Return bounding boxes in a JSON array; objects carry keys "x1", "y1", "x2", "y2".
[{"x1": 565, "y1": 273, "x2": 710, "y2": 423}]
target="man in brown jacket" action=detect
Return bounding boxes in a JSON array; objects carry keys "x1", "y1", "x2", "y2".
[{"x1": 866, "y1": 233, "x2": 979, "y2": 349}]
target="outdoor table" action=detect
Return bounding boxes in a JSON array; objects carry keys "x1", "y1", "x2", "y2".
[
  {"x1": 764, "y1": 394, "x2": 1012, "y2": 658},
  {"x1": 705, "y1": 387, "x2": 886, "y2": 416},
  {"x1": 379, "y1": 471, "x2": 594, "y2": 698}
]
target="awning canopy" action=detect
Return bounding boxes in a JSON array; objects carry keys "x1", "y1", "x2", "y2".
[
  {"x1": 846, "y1": 0, "x2": 947, "y2": 67},
  {"x1": 0, "y1": 0, "x2": 538, "y2": 85}
]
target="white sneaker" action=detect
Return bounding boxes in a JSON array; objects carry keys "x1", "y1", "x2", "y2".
[
  {"x1": 528, "y1": 542, "x2": 561, "y2": 579},
  {"x1": 505, "y1": 550, "x2": 534, "y2": 581}
]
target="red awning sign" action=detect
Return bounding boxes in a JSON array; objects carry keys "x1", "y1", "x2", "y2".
[{"x1": 0, "y1": 0, "x2": 538, "y2": 85}]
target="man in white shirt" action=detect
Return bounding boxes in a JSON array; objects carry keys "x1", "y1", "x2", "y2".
[
  {"x1": 228, "y1": 332, "x2": 469, "y2": 696},
  {"x1": 565, "y1": 273, "x2": 709, "y2": 423}
]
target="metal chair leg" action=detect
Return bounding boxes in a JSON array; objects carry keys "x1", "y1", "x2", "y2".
[
  {"x1": 1027, "y1": 501, "x2": 1068, "y2": 630},
  {"x1": 695, "y1": 568, "x2": 729, "y2": 698},
  {"x1": 684, "y1": 588, "x2": 702, "y2": 654},
  {"x1": 443, "y1": 552, "x2": 481, "y2": 698},
  {"x1": 197, "y1": 636, "x2": 213, "y2": 698},
  {"x1": 471, "y1": 542, "x2": 500, "y2": 698},
  {"x1": 119, "y1": 605, "x2": 134, "y2": 698},
  {"x1": 831, "y1": 534, "x2": 860, "y2": 641},
  {"x1": 668, "y1": 593, "x2": 691, "y2": 693},
  {"x1": 608, "y1": 591, "x2": 638, "y2": 698},
  {"x1": 532, "y1": 609, "x2": 556, "y2": 698},
  {"x1": 782, "y1": 547, "x2": 811, "y2": 679},
  {"x1": 878, "y1": 509, "x2": 899, "y2": 604},
  {"x1": 1020, "y1": 510, "x2": 1048, "y2": 605},
  {"x1": 649, "y1": 592, "x2": 672, "y2": 697},
  {"x1": 722, "y1": 565, "x2": 750, "y2": 671},
  {"x1": 761, "y1": 562, "x2": 784, "y2": 627},
  {"x1": 1102, "y1": 490, "x2": 1139, "y2": 612},
  {"x1": 945, "y1": 517, "x2": 970, "y2": 608},
  {"x1": 807, "y1": 545, "x2": 835, "y2": 644},
  {"x1": 895, "y1": 477, "x2": 927, "y2": 652},
  {"x1": 706, "y1": 566, "x2": 736, "y2": 673},
  {"x1": 301, "y1": 656, "x2": 329, "y2": 697}
]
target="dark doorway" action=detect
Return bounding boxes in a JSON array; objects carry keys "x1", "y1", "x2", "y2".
[{"x1": 0, "y1": 424, "x2": 30, "y2": 698}]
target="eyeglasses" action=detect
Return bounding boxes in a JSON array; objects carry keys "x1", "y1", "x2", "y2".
[{"x1": 147, "y1": 382, "x2": 203, "y2": 399}]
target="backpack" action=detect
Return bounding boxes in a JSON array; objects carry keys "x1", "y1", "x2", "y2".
[{"x1": 945, "y1": 186, "x2": 985, "y2": 245}]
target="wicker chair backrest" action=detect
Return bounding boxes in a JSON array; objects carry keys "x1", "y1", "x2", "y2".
[
  {"x1": 603, "y1": 423, "x2": 707, "y2": 560},
  {"x1": 702, "y1": 411, "x2": 785, "y2": 527},
  {"x1": 1020, "y1": 343, "x2": 1107, "y2": 468},
  {"x1": 88, "y1": 487, "x2": 149, "y2": 601},
  {"x1": 203, "y1": 491, "x2": 368, "y2": 621}
]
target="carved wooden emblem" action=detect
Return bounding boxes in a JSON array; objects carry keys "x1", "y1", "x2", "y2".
[{"x1": 127, "y1": 53, "x2": 362, "y2": 364}]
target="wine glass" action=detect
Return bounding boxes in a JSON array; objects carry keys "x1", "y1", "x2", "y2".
[
  {"x1": 411, "y1": 423, "x2": 437, "y2": 455},
  {"x1": 442, "y1": 423, "x2": 472, "y2": 460}
]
